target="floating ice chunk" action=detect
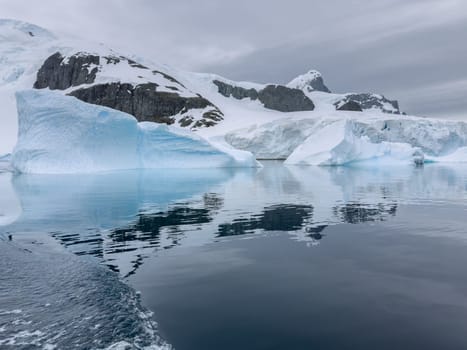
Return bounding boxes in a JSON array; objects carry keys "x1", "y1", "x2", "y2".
[
  {"x1": 426, "y1": 147, "x2": 467, "y2": 163},
  {"x1": 226, "y1": 114, "x2": 467, "y2": 165},
  {"x1": 285, "y1": 120, "x2": 423, "y2": 165},
  {"x1": 0, "y1": 173, "x2": 21, "y2": 226},
  {"x1": 11, "y1": 90, "x2": 258, "y2": 174},
  {"x1": 139, "y1": 123, "x2": 258, "y2": 168}
]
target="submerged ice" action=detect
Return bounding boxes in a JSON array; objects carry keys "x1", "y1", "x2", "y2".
[{"x1": 11, "y1": 90, "x2": 258, "y2": 174}]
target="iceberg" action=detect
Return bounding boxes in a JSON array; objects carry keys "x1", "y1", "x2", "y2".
[
  {"x1": 0, "y1": 173, "x2": 21, "y2": 226},
  {"x1": 0, "y1": 153, "x2": 12, "y2": 172},
  {"x1": 286, "y1": 119, "x2": 424, "y2": 166},
  {"x1": 227, "y1": 116, "x2": 467, "y2": 166},
  {"x1": 11, "y1": 90, "x2": 258, "y2": 174},
  {"x1": 139, "y1": 123, "x2": 256, "y2": 169},
  {"x1": 0, "y1": 153, "x2": 11, "y2": 161}
]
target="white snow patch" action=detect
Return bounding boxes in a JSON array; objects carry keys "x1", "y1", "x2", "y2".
[{"x1": 286, "y1": 70, "x2": 323, "y2": 91}]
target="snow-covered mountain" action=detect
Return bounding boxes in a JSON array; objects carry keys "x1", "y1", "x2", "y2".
[
  {"x1": 287, "y1": 70, "x2": 332, "y2": 93},
  {"x1": 0, "y1": 19, "x2": 401, "y2": 150},
  {"x1": 1, "y1": 18, "x2": 467, "y2": 169}
]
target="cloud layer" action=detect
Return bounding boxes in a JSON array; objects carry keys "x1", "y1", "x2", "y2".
[{"x1": 1, "y1": 0, "x2": 466, "y2": 118}]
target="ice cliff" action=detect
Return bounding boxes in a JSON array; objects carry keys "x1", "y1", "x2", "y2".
[
  {"x1": 227, "y1": 116, "x2": 467, "y2": 165},
  {"x1": 11, "y1": 90, "x2": 258, "y2": 174}
]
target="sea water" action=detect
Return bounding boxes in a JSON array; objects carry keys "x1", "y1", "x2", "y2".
[{"x1": 1, "y1": 161, "x2": 467, "y2": 349}]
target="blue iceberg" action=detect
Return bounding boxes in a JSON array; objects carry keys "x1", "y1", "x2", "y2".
[{"x1": 12, "y1": 90, "x2": 258, "y2": 174}]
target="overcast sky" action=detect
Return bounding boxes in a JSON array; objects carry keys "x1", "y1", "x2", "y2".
[{"x1": 1, "y1": 0, "x2": 466, "y2": 118}]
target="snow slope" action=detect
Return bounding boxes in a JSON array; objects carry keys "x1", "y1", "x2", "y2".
[
  {"x1": 177, "y1": 71, "x2": 405, "y2": 140},
  {"x1": 12, "y1": 90, "x2": 258, "y2": 173},
  {"x1": 0, "y1": 19, "x2": 60, "y2": 154}
]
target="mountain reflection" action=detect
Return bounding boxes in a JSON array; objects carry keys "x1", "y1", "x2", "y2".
[
  {"x1": 105, "y1": 201, "x2": 396, "y2": 276},
  {"x1": 49, "y1": 198, "x2": 397, "y2": 276},
  {"x1": 113, "y1": 207, "x2": 212, "y2": 243},
  {"x1": 4, "y1": 162, "x2": 466, "y2": 278},
  {"x1": 218, "y1": 205, "x2": 314, "y2": 237},
  {"x1": 334, "y1": 202, "x2": 397, "y2": 224}
]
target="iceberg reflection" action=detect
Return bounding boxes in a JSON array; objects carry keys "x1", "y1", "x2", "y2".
[{"x1": 2, "y1": 162, "x2": 467, "y2": 276}]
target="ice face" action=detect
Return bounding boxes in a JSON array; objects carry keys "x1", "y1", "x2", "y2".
[
  {"x1": 12, "y1": 90, "x2": 141, "y2": 173},
  {"x1": 285, "y1": 120, "x2": 424, "y2": 166},
  {"x1": 227, "y1": 116, "x2": 467, "y2": 166},
  {"x1": 139, "y1": 122, "x2": 258, "y2": 169},
  {"x1": 225, "y1": 118, "x2": 320, "y2": 160},
  {"x1": 11, "y1": 90, "x2": 258, "y2": 174},
  {"x1": 0, "y1": 172, "x2": 21, "y2": 226}
]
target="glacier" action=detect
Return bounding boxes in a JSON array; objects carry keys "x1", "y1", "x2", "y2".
[
  {"x1": 226, "y1": 116, "x2": 467, "y2": 166},
  {"x1": 11, "y1": 90, "x2": 258, "y2": 174}
]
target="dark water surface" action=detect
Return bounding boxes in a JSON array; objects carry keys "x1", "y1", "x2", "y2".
[{"x1": 1, "y1": 161, "x2": 467, "y2": 349}]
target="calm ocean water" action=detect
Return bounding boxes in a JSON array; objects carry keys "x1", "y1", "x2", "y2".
[{"x1": 1, "y1": 161, "x2": 467, "y2": 349}]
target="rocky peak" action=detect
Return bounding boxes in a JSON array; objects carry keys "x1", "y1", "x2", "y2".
[
  {"x1": 34, "y1": 52, "x2": 100, "y2": 89},
  {"x1": 335, "y1": 100, "x2": 363, "y2": 112},
  {"x1": 337, "y1": 93, "x2": 401, "y2": 114},
  {"x1": 287, "y1": 70, "x2": 331, "y2": 93},
  {"x1": 213, "y1": 80, "x2": 315, "y2": 112}
]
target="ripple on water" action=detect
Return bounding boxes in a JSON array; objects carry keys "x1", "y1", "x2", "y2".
[{"x1": 0, "y1": 240, "x2": 171, "y2": 349}]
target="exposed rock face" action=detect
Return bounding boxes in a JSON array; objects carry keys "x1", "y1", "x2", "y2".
[
  {"x1": 34, "y1": 52, "x2": 99, "y2": 89},
  {"x1": 213, "y1": 80, "x2": 258, "y2": 100},
  {"x1": 287, "y1": 70, "x2": 331, "y2": 93},
  {"x1": 306, "y1": 75, "x2": 330, "y2": 93},
  {"x1": 69, "y1": 82, "x2": 223, "y2": 126},
  {"x1": 288, "y1": 70, "x2": 402, "y2": 115},
  {"x1": 213, "y1": 80, "x2": 314, "y2": 112},
  {"x1": 34, "y1": 52, "x2": 223, "y2": 128},
  {"x1": 335, "y1": 100, "x2": 363, "y2": 112},
  {"x1": 340, "y1": 93, "x2": 400, "y2": 114},
  {"x1": 258, "y1": 85, "x2": 315, "y2": 112}
]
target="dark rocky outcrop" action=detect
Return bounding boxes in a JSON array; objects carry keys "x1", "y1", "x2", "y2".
[
  {"x1": 213, "y1": 80, "x2": 314, "y2": 112},
  {"x1": 339, "y1": 93, "x2": 401, "y2": 114},
  {"x1": 34, "y1": 52, "x2": 223, "y2": 128},
  {"x1": 336, "y1": 100, "x2": 363, "y2": 112},
  {"x1": 286, "y1": 70, "x2": 331, "y2": 93},
  {"x1": 34, "y1": 52, "x2": 99, "y2": 90},
  {"x1": 69, "y1": 82, "x2": 223, "y2": 126},
  {"x1": 305, "y1": 74, "x2": 331, "y2": 93},
  {"x1": 213, "y1": 80, "x2": 258, "y2": 100},
  {"x1": 258, "y1": 85, "x2": 315, "y2": 112}
]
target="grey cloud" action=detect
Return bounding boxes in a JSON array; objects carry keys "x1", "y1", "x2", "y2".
[{"x1": 0, "y1": 0, "x2": 466, "y2": 118}]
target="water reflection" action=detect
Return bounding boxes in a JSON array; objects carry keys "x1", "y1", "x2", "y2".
[
  {"x1": 218, "y1": 204, "x2": 314, "y2": 237},
  {"x1": 2, "y1": 163, "x2": 467, "y2": 277},
  {"x1": 334, "y1": 202, "x2": 397, "y2": 224}
]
